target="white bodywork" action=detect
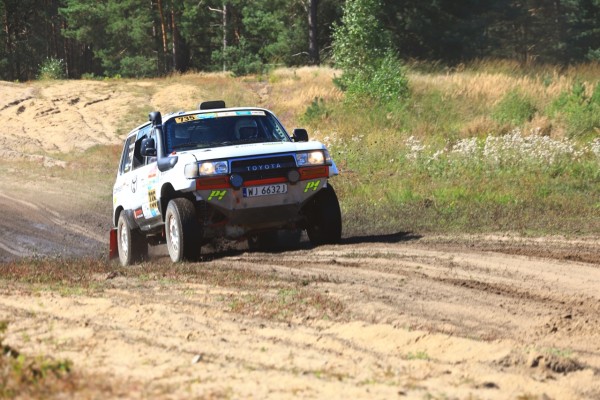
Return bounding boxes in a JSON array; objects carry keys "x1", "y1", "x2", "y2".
[{"x1": 112, "y1": 107, "x2": 338, "y2": 239}]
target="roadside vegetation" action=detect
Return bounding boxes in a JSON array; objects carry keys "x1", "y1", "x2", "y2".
[
  {"x1": 8, "y1": 60, "x2": 600, "y2": 237},
  {"x1": 298, "y1": 61, "x2": 600, "y2": 236}
]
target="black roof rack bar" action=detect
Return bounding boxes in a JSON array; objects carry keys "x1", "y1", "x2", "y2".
[{"x1": 199, "y1": 100, "x2": 226, "y2": 110}]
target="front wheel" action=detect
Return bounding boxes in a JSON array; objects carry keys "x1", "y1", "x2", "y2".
[
  {"x1": 305, "y1": 184, "x2": 342, "y2": 246},
  {"x1": 165, "y1": 198, "x2": 201, "y2": 262},
  {"x1": 117, "y1": 213, "x2": 147, "y2": 266}
]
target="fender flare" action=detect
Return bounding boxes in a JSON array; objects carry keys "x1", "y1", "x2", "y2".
[{"x1": 115, "y1": 208, "x2": 140, "y2": 230}]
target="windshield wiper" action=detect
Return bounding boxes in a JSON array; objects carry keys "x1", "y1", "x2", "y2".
[
  {"x1": 235, "y1": 138, "x2": 264, "y2": 144},
  {"x1": 208, "y1": 139, "x2": 260, "y2": 147},
  {"x1": 171, "y1": 142, "x2": 203, "y2": 151},
  {"x1": 213, "y1": 140, "x2": 236, "y2": 146}
]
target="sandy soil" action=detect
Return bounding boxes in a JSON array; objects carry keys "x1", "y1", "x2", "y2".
[
  {"x1": 1, "y1": 79, "x2": 599, "y2": 399},
  {"x1": 2, "y1": 238, "x2": 600, "y2": 399}
]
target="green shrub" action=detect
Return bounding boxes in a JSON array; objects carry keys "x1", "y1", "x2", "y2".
[
  {"x1": 332, "y1": 0, "x2": 388, "y2": 72},
  {"x1": 302, "y1": 97, "x2": 330, "y2": 123},
  {"x1": 343, "y1": 51, "x2": 410, "y2": 103},
  {"x1": 587, "y1": 48, "x2": 600, "y2": 61},
  {"x1": 119, "y1": 56, "x2": 155, "y2": 78},
  {"x1": 492, "y1": 90, "x2": 536, "y2": 125},
  {"x1": 38, "y1": 58, "x2": 66, "y2": 80},
  {"x1": 80, "y1": 73, "x2": 98, "y2": 80},
  {"x1": 212, "y1": 37, "x2": 264, "y2": 76},
  {"x1": 332, "y1": 0, "x2": 409, "y2": 104},
  {"x1": 548, "y1": 81, "x2": 600, "y2": 137}
]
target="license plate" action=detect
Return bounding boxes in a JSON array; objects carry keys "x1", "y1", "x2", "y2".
[{"x1": 243, "y1": 183, "x2": 288, "y2": 197}]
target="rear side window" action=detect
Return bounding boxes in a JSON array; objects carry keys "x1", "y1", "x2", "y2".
[
  {"x1": 119, "y1": 124, "x2": 152, "y2": 174},
  {"x1": 120, "y1": 135, "x2": 136, "y2": 174}
]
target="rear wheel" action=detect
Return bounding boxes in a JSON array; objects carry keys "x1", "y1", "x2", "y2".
[
  {"x1": 117, "y1": 213, "x2": 147, "y2": 266},
  {"x1": 305, "y1": 184, "x2": 342, "y2": 246},
  {"x1": 165, "y1": 198, "x2": 201, "y2": 262}
]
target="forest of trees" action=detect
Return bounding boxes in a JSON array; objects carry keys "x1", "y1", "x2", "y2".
[{"x1": 1, "y1": 0, "x2": 599, "y2": 81}]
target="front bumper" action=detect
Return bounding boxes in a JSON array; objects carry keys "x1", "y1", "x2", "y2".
[{"x1": 193, "y1": 166, "x2": 329, "y2": 237}]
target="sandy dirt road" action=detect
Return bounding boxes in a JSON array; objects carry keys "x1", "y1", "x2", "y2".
[
  {"x1": 1, "y1": 78, "x2": 600, "y2": 399},
  {"x1": 2, "y1": 235, "x2": 600, "y2": 399}
]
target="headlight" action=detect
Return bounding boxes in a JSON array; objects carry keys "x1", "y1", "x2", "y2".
[
  {"x1": 296, "y1": 150, "x2": 329, "y2": 166},
  {"x1": 184, "y1": 163, "x2": 199, "y2": 178},
  {"x1": 200, "y1": 160, "x2": 228, "y2": 175},
  {"x1": 184, "y1": 160, "x2": 228, "y2": 178}
]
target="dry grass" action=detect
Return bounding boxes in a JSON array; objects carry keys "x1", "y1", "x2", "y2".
[
  {"x1": 409, "y1": 71, "x2": 577, "y2": 118},
  {"x1": 5, "y1": 61, "x2": 595, "y2": 156},
  {"x1": 405, "y1": 61, "x2": 598, "y2": 141},
  {"x1": 141, "y1": 66, "x2": 344, "y2": 128},
  {"x1": 266, "y1": 66, "x2": 344, "y2": 116}
]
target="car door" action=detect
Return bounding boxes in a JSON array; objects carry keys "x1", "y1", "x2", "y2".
[
  {"x1": 131, "y1": 125, "x2": 162, "y2": 229},
  {"x1": 113, "y1": 133, "x2": 138, "y2": 216}
]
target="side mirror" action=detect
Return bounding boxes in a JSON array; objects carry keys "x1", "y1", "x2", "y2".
[
  {"x1": 141, "y1": 137, "x2": 157, "y2": 157},
  {"x1": 292, "y1": 128, "x2": 309, "y2": 142}
]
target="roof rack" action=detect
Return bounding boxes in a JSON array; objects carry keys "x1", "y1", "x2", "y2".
[{"x1": 199, "y1": 100, "x2": 226, "y2": 110}]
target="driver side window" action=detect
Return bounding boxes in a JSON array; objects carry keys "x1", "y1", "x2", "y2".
[
  {"x1": 144, "y1": 129, "x2": 157, "y2": 165},
  {"x1": 131, "y1": 125, "x2": 152, "y2": 169}
]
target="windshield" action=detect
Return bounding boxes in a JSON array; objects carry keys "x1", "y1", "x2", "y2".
[{"x1": 163, "y1": 110, "x2": 290, "y2": 154}]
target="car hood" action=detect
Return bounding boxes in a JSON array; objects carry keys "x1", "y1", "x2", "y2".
[{"x1": 172, "y1": 141, "x2": 328, "y2": 161}]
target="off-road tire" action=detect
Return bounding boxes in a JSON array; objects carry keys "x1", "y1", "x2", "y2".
[
  {"x1": 117, "y1": 213, "x2": 147, "y2": 266},
  {"x1": 305, "y1": 184, "x2": 342, "y2": 246},
  {"x1": 165, "y1": 198, "x2": 201, "y2": 262}
]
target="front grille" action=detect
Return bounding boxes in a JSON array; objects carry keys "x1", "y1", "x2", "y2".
[{"x1": 231, "y1": 155, "x2": 296, "y2": 181}]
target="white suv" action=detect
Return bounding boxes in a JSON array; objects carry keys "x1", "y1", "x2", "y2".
[{"x1": 110, "y1": 101, "x2": 342, "y2": 265}]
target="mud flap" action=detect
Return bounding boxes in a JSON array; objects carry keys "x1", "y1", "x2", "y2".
[{"x1": 109, "y1": 228, "x2": 118, "y2": 260}]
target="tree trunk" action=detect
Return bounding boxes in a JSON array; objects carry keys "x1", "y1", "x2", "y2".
[
  {"x1": 3, "y1": 3, "x2": 14, "y2": 80},
  {"x1": 62, "y1": 21, "x2": 70, "y2": 77},
  {"x1": 157, "y1": 0, "x2": 169, "y2": 72},
  {"x1": 308, "y1": 0, "x2": 319, "y2": 65},
  {"x1": 209, "y1": 4, "x2": 228, "y2": 72},
  {"x1": 222, "y1": 3, "x2": 227, "y2": 72},
  {"x1": 171, "y1": 1, "x2": 178, "y2": 71}
]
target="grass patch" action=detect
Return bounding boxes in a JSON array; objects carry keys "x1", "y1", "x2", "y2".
[
  {"x1": 226, "y1": 286, "x2": 344, "y2": 322},
  {"x1": 406, "y1": 351, "x2": 430, "y2": 361}
]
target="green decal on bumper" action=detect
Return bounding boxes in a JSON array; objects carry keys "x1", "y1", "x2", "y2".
[
  {"x1": 208, "y1": 190, "x2": 227, "y2": 201},
  {"x1": 304, "y1": 180, "x2": 321, "y2": 193}
]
